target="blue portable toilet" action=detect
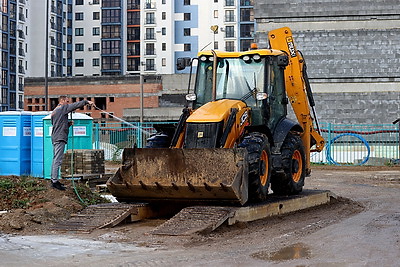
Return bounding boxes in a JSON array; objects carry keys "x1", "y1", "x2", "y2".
[
  {"x1": 43, "y1": 112, "x2": 93, "y2": 179},
  {"x1": 31, "y1": 111, "x2": 51, "y2": 178},
  {"x1": 0, "y1": 111, "x2": 32, "y2": 176}
]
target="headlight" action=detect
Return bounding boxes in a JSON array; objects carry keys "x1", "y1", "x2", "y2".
[
  {"x1": 242, "y1": 55, "x2": 251, "y2": 62},
  {"x1": 199, "y1": 55, "x2": 208, "y2": 62},
  {"x1": 253, "y1": 54, "x2": 261, "y2": 61}
]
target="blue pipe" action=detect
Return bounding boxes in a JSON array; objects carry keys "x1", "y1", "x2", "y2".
[{"x1": 326, "y1": 133, "x2": 371, "y2": 166}]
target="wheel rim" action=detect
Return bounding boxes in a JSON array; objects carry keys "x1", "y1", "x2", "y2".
[
  {"x1": 292, "y1": 150, "x2": 302, "y2": 183},
  {"x1": 260, "y1": 150, "x2": 268, "y2": 186}
]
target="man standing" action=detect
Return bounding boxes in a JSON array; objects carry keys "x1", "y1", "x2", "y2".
[{"x1": 51, "y1": 96, "x2": 94, "y2": 190}]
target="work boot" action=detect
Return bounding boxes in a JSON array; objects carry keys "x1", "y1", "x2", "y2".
[{"x1": 51, "y1": 181, "x2": 66, "y2": 191}]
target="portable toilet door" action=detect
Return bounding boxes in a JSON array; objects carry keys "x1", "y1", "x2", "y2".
[
  {"x1": 31, "y1": 111, "x2": 51, "y2": 178},
  {"x1": 43, "y1": 112, "x2": 93, "y2": 179},
  {"x1": 0, "y1": 111, "x2": 32, "y2": 176}
]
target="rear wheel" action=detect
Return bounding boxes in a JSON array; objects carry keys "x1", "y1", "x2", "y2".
[
  {"x1": 239, "y1": 132, "x2": 271, "y2": 202},
  {"x1": 271, "y1": 133, "x2": 306, "y2": 195}
]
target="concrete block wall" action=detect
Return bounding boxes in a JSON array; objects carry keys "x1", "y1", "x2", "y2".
[
  {"x1": 294, "y1": 29, "x2": 400, "y2": 80},
  {"x1": 255, "y1": 0, "x2": 400, "y2": 21},
  {"x1": 311, "y1": 91, "x2": 400, "y2": 124}
]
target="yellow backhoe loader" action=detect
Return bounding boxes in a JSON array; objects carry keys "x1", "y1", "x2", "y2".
[{"x1": 107, "y1": 27, "x2": 325, "y2": 205}]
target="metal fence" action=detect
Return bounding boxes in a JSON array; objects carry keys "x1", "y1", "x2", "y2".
[
  {"x1": 312, "y1": 122, "x2": 400, "y2": 165},
  {"x1": 92, "y1": 121, "x2": 400, "y2": 165}
]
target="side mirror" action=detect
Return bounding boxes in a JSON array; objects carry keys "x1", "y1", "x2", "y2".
[
  {"x1": 185, "y1": 93, "x2": 197, "y2": 101},
  {"x1": 176, "y1": 57, "x2": 192, "y2": 70}
]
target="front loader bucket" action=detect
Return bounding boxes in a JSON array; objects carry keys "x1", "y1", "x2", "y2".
[{"x1": 107, "y1": 148, "x2": 249, "y2": 205}]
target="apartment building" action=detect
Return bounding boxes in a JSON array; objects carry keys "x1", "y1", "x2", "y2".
[{"x1": 0, "y1": 0, "x2": 27, "y2": 111}]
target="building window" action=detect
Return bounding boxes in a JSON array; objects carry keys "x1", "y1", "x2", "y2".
[
  {"x1": 214, "y1": 10, "x2": 218, "y2": 18},
  {"x1": 75, "y1": 12, "x2": 84, "y2": 20},
  {"x1": 102, "y1": 0, "x2": 121, "y2": 7},
  {"x1": 102, "y1": 40, "x2": 121, "y2": 54},
  {"x1": 162, "y1": 58, "x2": 166, "y2": 66},
  {"x1": 162, "y1": 0, "x2": 166, "y2": 3},
  {"x1": 184, "y1": 43, "x2": 191, "y2": 51},
  {"x1": 184, "y1": 0, "x2": 190, "y2": 5},
  {"x1": 75, "y1": 28, "x2": 84, "y2": 36},
  {"x1": 93, "y1": 43, "x2": 100, "y2": 51},
  {"x1": 93, "y1": 58, "x2": 100, "y2": 66},
  {"x1": 240, "y1": 24, "x2": 254, "y2": 38},
  {"x1": 225, "y1": 26, "x2": 234, "y2": 38},
  {"x1": 225, "y1": 10, "x2": 235, "y2": 22},
  {"x1": 102, "y1": 56, "x2": 120, "y2": 70},
  {"x1": 127, "y1": 42, "x2": 140, "y2": 56},
  {"x1": 184, "y1": 28, "x2": 191, "y2": 36},
  {"x1": 127, "y1": 27, "x2": 140, "y2": 40},
  {"x1": 146, "y1": 59, "x2": 155, "y2": 70},
  {"x1": 240, "y1": 8, "x2": 253, "y2": 22},
  {"x1": 75, "y1": 43, "x2": 84, "y2": 51},
  {"x1": 240, "y1": 0, "x2": 254, "y2": 6},
  {"x1": 93, "y1": 27, "x2": 100, "y2": 36},
  {"x1": 75, "y1": 59, "x2": 84, "y2": 67},
  {"x1": 225, "y1": 0, "x2": 234, "y2": 6},
  {"x1": 162, "y1": 27, "x2": 166, "y2": 35},
  {"x1": 162, "y1": 43, "x2": 166, "y2": 51},
  {"x1": 102, "y1": 9, "x2": 121, "y2": 23},
  {"x1": 93, "y1": 12, "x2": 100, "y2": 20},
  {"x1": 93, "y1": 0, "x2": 100, "y2": 3},
  {"x1": 127, "y1": 11, "x2": 140, "y2": 25},
  {"x1": 184, "y1": 13, "x2": 191, "y2": 21},
  {"x1": 76, "y1": 0, "x2": 83, "y2": 5},
  {"x1": 226, "y1": 41, "x2": 235, "y2": 51},
  {"x1": 146, "y1": 28, "x2": 155, "y2": 39},
  {"x1": 162, "y1": 12, "x2": 166, "y2": 20},
  {"x1": 145, "y1": 12, "x2": 155, "y2": 24},
  {"x1": 214, "y1": 41, "x2": 218, "y2": 49},
  {"x1": 103, "y1": 25, "x2": 121, "y2": 38},
  {"x1": 145, "y1": 43, "x2": 155, "y2": 55}
]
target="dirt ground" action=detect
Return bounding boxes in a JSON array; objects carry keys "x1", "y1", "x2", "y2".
[{"x1": 1, "y1": 164, "x2": 399, "y2": 266}]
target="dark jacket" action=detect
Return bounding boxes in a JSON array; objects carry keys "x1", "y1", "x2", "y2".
[{"x1": 51, "y1": 100, "x2": 88, "y2": 143}]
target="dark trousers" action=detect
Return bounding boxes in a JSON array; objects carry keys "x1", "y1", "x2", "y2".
[{"x1": 51, "y1": 141, "x2": 66, "y2": 182}]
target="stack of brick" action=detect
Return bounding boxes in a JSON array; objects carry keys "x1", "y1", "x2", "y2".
[{"x1": 61, "y1": 149, "x2": 105, "y2": 177}]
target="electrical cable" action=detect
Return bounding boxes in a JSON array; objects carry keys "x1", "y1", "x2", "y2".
[{"x1": 326, "y1": 133, "x2": 371, "y2": 166}]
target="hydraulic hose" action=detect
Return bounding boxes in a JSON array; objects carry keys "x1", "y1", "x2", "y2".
[{"x1": 326, "y1": 133, "x2": 371, "y2": 166}]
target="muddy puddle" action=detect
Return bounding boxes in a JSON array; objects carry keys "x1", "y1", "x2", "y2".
[{"x1": 252, "y1": 243, "x2": 311, "y2": 262}]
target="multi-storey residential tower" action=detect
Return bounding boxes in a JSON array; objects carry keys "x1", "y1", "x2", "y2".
[{"x1": 0, "y1": 0, "x2": 27, "y2": 111}]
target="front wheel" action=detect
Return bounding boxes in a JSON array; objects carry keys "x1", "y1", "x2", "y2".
[
  {"x1": 239, "y1": 132, "x2": 271, "y2": 202},
  {"x1": 271, "y1": 133, "x2": 306, "y2": 195}
]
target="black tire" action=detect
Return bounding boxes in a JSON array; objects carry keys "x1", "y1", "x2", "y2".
[
  {"x1": 146, "y1": 132, "x2": 171, "y2": 148},
  {"x1": 239, "y1": 132, "x2": 271, "y2": 202},
  {"x1": 271, "y1": 133, "x2": 306, "y2": 195}
]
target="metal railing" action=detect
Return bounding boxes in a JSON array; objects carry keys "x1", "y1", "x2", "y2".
[
  {"x1": 312, "y1": 122, "x2": 399, "y2": 165},
  {"x1": 93, "y1": 121, "x2": 400, "y2": 165}
]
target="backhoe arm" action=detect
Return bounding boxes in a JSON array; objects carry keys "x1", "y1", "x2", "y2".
[{"x1": 268, "y1": 27, "x2": 325, "y2": 172}]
